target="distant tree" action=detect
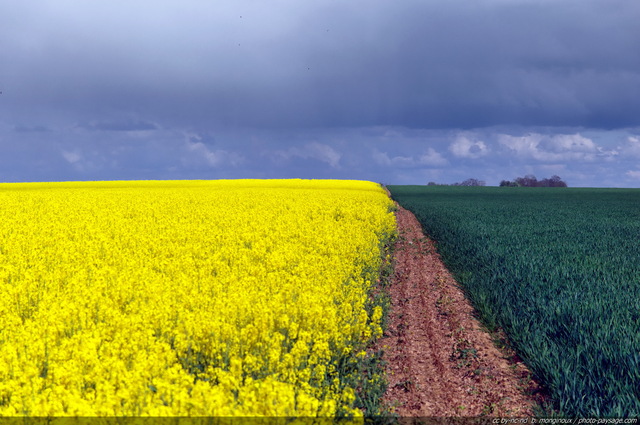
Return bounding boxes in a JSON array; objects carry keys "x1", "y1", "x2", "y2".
[
  {"x1": 536, "y1": 175, "x2": 568, "y2": 187},
  {"x1": 460, "y1": 178, "x2": 486, "y2": 186},
  {"x1": 548, "y1": 175, "x2": 568, "y2": 187},
  {"x1": 514, "y1": 174, "x2": 538, "y2": 187},
  {"x1": 427, "y1": 179, "x2": 487, "y2": 186},
  {"x1": 500, "y1": 180, "x2": 518, "y2": 187},
  {"x1": 502, "y1": 174, "x2": 567, "y2": 187}
]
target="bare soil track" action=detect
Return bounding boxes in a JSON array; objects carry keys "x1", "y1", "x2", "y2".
[{"x1": 377, "y1": 204, "x2": 547, "y2": 417}]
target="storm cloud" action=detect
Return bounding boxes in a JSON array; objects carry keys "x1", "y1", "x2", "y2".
[{"x1": 1, "y1": 0, "x2": 639, "y2": 186}]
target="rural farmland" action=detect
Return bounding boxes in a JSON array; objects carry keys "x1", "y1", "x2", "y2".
[
  {"x1": 388, "y1": 185, "x2": 640, "y2": 417},
  {"x1": 2, "y1": 179, "x2": 639, "y2": 418}
]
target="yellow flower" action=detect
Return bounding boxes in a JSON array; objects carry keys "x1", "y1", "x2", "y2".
[{"x1": 0, "y1": 179, "x2": 396, "y2": 416}]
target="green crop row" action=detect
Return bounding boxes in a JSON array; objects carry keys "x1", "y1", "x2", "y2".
[{"x1": 388, "y1": 185, "x2": 640, "y2": 417}]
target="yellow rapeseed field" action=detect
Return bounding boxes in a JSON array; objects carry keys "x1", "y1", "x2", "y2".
[{"x1": 0, "y1": 179, "x2": 396, "y2": 417}]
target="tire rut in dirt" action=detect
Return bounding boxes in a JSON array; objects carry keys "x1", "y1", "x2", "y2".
[{"x1": 377, "y1": 205, "x2": 544, "y2": 417}]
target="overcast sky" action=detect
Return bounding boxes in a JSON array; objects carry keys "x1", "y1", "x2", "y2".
[{"x1": 2, "y1": 0, "x2": 640, "y2": 186}]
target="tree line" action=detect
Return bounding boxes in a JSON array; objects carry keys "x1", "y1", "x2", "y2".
[
  {"x1": 427, "y1": 178, "x2": 486, "y2": 186},
  {"x1": 426, "y1": 175, "x2": 568, "y2": 187},
  {"x1": 499, "y1": 174, "x2": 567, "y2": 187}
]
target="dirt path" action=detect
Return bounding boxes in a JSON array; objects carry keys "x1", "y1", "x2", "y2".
[{"x1": 378, "y1": 204, "x2": 545, "y2": 417}]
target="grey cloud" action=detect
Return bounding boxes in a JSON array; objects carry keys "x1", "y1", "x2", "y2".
[
  {"x1": 625, "y1": 170, "x2": 640, "y2": 180},
  {"x1": 618, "y1": 136, "x2": 640, "y2": 159},
  {"x1": 14, "y1": 125, "x2": 49, "y2": 133},
  {"x1": 61, "y1": 150, "x2": 82, "y2": 164},
  {"x1": 372, "y1": 150, "x2": 415, "y2": 169},
  {"x1": 183, "y1": 137, "x2": 245, "y2": 168},
  {"x1": 2, "y1": 1, "x2": 640, "y2": 187},
  {"x1": 1, "y1": 122, "x2": 640, "y2": 186},
  {"x1": 80, "y1": 119, "x2": 158, "y2": 132},
  {"x1": 497, "y1": 133, "x2": 619, "y2": 163},
  {"x1": 3, "y1": 0, "x2": 639, "y2": 130},
  {"x1": 419, "y1": 148, "x2": 448, "y2": 167},
  {"x1": 272, "y1": 142, "x2": 341, "y2": 169},
  {"x1": 373, "y1": 147, "x2": 447, "y2": 168},
  {"x1": 449, "y1": 136, "x2": 490, "y2": 159},
  {"x1": 537, "y1": 134, "x2": 597, "y2": 153}
]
